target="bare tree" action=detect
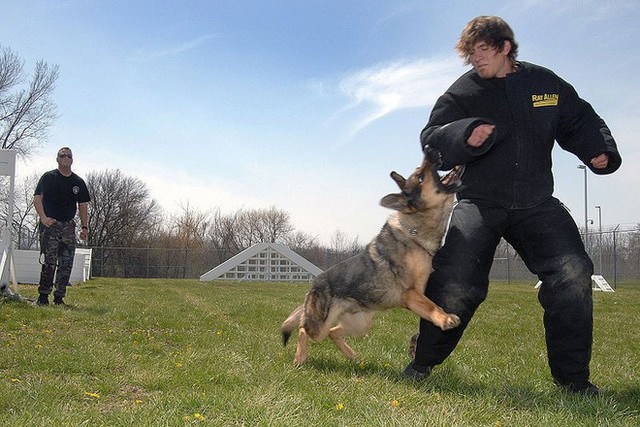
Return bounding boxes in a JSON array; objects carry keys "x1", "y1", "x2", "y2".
[
  {"x1": 170, "y1": 202, "x2": 211, "y2": 249},
  {"x1": 0, "y1": 45, "x2": 59, "y2": 156},
  {"x1": 326, "y1": 229, "x2": 362, "y2": 266},
  {"x1": 207, "y1": 209, "x2": 242, "y2": 263},
  {"x1": 329, "y1": 229, "x2": 361, "y2": 255},
  {"x1": 86, "y1": 169, "x2": 163, "y2": 247},
  {"x1": 283, "y1": 230, "x2": 328, "y2": 269},
  {"x1": 283, "y1": 230, "x2": 318, "y2": 250},
  {"x1": 234, "y1": 206, "x2": 295, "y2": 246},
  {"x1": 0, "y1": 173, "x2": 39, "y2": 249},
  {"x1": 260, "y1": 205, "x2": 295, "y2": 243},
  {"x1": 13, "y1": 174, "x2": 39, "y2": 249},
  {"x1": 235, "y1": 209, "x2": 263, "y2": 247}
]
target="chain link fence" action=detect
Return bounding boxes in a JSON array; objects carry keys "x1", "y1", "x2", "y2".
[
  {"x1": 86, "y1": 228, "x2": 640, "y2": 283},
  {"x1": 490, "y1": 228, "x2": 640, "y2": 287}
]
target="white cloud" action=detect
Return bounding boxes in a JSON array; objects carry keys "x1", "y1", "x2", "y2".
[
  {"x1": 337, "y1": 56, "x2": 463, "y2": 139},
  {"x1": 131, "y1": 34, "x2": 217, "y2": 62}
]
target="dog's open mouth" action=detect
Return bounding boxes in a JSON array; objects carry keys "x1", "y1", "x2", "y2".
[{"x1": 435, "y1": 165, "x2": 465, "y2": 193}]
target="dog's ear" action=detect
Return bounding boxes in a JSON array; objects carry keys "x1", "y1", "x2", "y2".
[
  {"x1": 380, "y1": 193, "x2": 408, "y2": 211},
  {"x1": 390, "y1": 171, "x2": 406, "y2": 189}
]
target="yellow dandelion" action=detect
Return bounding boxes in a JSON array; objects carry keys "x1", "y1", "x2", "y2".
[
  {"x1": 358, "y1": 362, "x2": 366, "y2": 369},
  {"x1": 84, "y1": 391, "x2": 100, "y2": 399},
  {"x1": 135, "y1": 399, "x2": 143, "y2": 404},
  {"x1": 11, "y1": 378, "x2": 21, "y2": 383},
  {"x1": 194, "y1": 413, "x2": 205, "y2": 420},
  {"x1": 391, "y1": 399, "x2": 400, "y2": 408},
  {"x1": 44, "y1": 329, "x2": 53, "y2": 334},
  {"x1": 335, "y1": 403, "x2": 345, "y2": 411},
  {"x1": 175, "y1": 362, "x2": 183, "y2": 368},
  {"x1": 496, "y1": 422, "x2": 502, "y2": 427},
  {"x1": 216, "y1": 330, "x2": 222, "y2": 335}
]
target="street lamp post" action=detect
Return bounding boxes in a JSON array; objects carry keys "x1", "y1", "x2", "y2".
[
  {"x1": 577, "y1": 165, "x2": 588, "y2": 248},
  {"x1": 595, "y1": 205, "x2": 602, "y2": 274}
]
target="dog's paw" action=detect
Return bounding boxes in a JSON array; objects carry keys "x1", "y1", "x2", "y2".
[
  {"x1": 441, "y1": 314, "x2": 461, "y2": 330},
  {"x1": 407, "y1": 333, "x2": 419, "y2": 358}
]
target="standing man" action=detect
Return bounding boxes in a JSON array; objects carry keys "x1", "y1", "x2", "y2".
[
  {"x1": 404, "y1": 16, "x2": 621, "y2": 395},
  {"x1": 33, "y1": 147, "x2": 90, "y2": 306}
]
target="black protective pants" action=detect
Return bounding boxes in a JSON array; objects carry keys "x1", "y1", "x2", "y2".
[{"x1": 414, "y1": 197, "x2": 594, "y2": 385}]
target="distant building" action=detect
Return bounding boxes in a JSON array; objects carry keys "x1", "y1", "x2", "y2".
[{"x1": 199, "y1": 242, "x2": 323, "y2": 282}]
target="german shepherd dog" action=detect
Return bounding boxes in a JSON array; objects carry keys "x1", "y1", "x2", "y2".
[{"x1": 281, "y1": 147, "x2": 464, "y2": 365}]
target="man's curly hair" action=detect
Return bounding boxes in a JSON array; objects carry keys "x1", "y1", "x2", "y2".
[{"x1": 456, "y1": 16, "x2": 518, "y2": 65}]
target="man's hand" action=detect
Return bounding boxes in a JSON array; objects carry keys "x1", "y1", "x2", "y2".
[
  {"x1": 590, "y1": 153, "x2": 609, "y2": 169},
  {"x1": 467, "y1": 124, "x2": 496, "y2": 147},
  {"x1": 41, "y1": 217, "x2": 56, "y2": 227}
]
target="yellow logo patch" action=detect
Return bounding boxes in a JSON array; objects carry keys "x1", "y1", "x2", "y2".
[{"x1": 532, "y1": 93, "x2": 559, "y2": 107}]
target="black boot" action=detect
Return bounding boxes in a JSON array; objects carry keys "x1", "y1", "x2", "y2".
[
  {"x1": 554, "y1": 379, "x2": 600, "y2": 396},
  {"x1": 37, "y1": 293, "x2": 49, "y2": 306},
  {"x1": 53, "y1": 295, "x2": 65, "y2": 305}
]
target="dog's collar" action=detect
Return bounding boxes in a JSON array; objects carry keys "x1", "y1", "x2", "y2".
[
  {"x1": 399, "y1": 221, "x2": 438, "y2": 257},
  {"x1": 400, "y1": 222, "x2": 419, "y2": 236}
]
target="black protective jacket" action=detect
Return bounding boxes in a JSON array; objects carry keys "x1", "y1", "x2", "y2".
[{"x1": 421, "y1": 61, "x2": 622, "y2": 209}]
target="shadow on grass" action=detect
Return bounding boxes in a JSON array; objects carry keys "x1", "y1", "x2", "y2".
[
  {"x1": 0, "y1": 297, "x2": 111, "y2": 316},
  {"x1": 611, "y1": 386, "x2": 640, "y2": 412},
  {"x1": 301, "y1": 356, "x2": 640, "y2": 419}
]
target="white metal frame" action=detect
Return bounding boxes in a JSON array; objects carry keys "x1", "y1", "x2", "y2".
[{"x1": 1, "y1": 149, "x2": 21, "y2": 299}]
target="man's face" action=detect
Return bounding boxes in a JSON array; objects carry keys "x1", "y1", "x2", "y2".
[
  {"x1": 56, "y1": 149, "x2": 73, "y2": 167},
  {"x1": 469, "y1": 40, "x2": 512, "y2": 79}
]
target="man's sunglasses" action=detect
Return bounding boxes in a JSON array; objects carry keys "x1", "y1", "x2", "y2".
[{"x1": 58, "y1": 153, "x2": 72, "y2": 159}]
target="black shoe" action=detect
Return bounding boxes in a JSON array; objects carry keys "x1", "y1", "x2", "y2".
[
  {"x1": 53, "y1": 296, "x2": 65, "y2": 305},
  {"x1": 37, "y1": 294, "x2": 49, "y2": 306},
  {"x1": 403, "y1": 362, "x2": 433, "y2": 381},
  {"x1": 555, "y1": 380, "x2": 600, "y2": 396}
]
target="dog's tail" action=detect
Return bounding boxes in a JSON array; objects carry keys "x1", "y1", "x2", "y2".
[
  {"x1": 281, "y1": 285, "x2": 332, "y2": 346},
  {"x1": 281, "y1": 305, "x2": 304, "y2": 346}
]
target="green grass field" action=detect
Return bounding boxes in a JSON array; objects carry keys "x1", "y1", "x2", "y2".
[{"x1": 1, "y1": 278, "x2": 639, "y2": 426}]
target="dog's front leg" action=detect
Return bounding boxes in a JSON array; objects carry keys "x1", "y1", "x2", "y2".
[
  {"x1": 294, "y1": 328, "x2": 309, "y2": 366},
  {"x1": 402, "y1": 289, "x2": 461, "y2": 330}
]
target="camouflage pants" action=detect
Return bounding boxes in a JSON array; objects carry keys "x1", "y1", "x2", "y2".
[{"x1": 38, "y1": 220, "x2": 77, "y2": 298}]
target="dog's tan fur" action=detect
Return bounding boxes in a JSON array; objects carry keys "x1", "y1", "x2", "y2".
[{"x1": 281, "y1": 148, "x2": 462, "y2": 365}]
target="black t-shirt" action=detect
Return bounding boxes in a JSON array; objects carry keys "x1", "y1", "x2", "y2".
[{"x1": 34, "y1": 169, "x2": 91, "y2": 221}]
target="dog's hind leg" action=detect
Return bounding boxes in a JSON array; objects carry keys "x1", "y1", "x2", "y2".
[
  {"x1": 294, "y1": 327, "x2": 309, "y2": 366},
  {"x1": 328, "y1": 325, "x2": 357, "y2": 360},
  {"x1": 329, "y1": 311, "x2": 374, "y2": 360},
  {"x1": 402, "y1": 289, "x2": 461, "y2": 330}
]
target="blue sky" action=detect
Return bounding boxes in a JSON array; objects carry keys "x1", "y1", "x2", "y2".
[{"x1": 3, "y1": 0, "x2": 639, "y2": 244}]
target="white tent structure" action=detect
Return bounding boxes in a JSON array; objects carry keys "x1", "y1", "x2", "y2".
[{"x1": 200, "y1": 242, "x2": 323, "y2": 282}]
